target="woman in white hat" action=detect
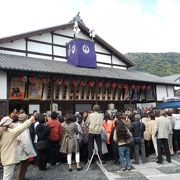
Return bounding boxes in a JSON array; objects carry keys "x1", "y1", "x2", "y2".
[
  {"x1": 0, "y1": 115, "x2": 35, "y2": 180},
  {"x1": 16, "y1": 113, "x2": 37, "y2": 180}
]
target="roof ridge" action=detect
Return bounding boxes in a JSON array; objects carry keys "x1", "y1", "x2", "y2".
[
  {"x1": 69, "y1": 12, "x2": 85, "y2": 25},
  {"x1": 0, "y1": 23, "x2": 73, "y2": 43}
]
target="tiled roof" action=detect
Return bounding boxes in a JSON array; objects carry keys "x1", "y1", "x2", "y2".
[
  {"x1": 0, "y1": 53, "x2": 179, "y2": 86},
  {"x1": 163, "y1": 74, "x2": 180, "y2": 82}
]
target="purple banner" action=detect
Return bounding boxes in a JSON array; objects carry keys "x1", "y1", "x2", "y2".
[{"x1": 67, "y1": 39, "x2": 96, "y2": 68}]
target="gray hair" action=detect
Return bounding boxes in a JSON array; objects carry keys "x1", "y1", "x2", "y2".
[
  {"x1": 135, "y1": 114, "x2": 141, "y2": 121},
  {"x1": 93, "y1": 105, "x2": 100, "y2": 112}
]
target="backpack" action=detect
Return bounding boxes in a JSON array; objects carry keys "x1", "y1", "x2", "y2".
[{"x1": 81, "y1": 123, "x2": 89, "y2": 145}]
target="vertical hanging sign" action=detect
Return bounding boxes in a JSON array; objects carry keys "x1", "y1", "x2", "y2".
[{"x1": 67, "y1": 39, "x2": 97, "y2": 68}]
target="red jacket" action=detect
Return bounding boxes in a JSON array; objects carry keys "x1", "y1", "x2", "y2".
[
  {"x1": 47, "y1": 119, "x2": 61, "y2": 141},
  {"x1": 103, "y1": 119, "x2": 115, "y2": 144}
]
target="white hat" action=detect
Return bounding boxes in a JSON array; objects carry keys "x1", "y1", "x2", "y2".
[
  {"x1": 0, "y1": 116, "x2": 13, "y2": 127},
  {"x1": 75, "y1": 112, "x2": 80, "y2": 116}
]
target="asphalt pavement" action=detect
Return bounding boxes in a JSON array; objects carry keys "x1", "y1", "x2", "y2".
[{"x1": 1, "y1": 154, "x2": 180, "y2": 180}]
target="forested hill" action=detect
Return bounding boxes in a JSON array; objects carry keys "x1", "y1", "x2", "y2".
[{"x1": 125, "y1": 53, "x2": 180, "y2": 77}]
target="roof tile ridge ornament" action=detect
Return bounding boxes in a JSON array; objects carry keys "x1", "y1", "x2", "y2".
[
  {"x1": 69, "y1": 12, "x2": 85, "y2": 25},
  {"x1": 89, "y1": 29, "x2": 96, "y2": 42},
  {"x1": 73, "y1": 20, "x2": 80, "y2": 38}
]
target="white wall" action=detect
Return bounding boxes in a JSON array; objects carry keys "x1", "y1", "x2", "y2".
[
  {"x1": 55, "y1": 28, "x2": 74, "y2": 37},
  {"x1": 137, "y1": 102, "x2": 156, "y2": 109},
  {"x1": 54, "y1": 57, "x2": 67, "y2": 62},
  {"x1": 28, "y1": 54, "x2": 52, "y2": 60},
  {"x1": 95, "y1": 44, "x2": 110, "y2": 54},
  {"x1": 55, "y1": 28, "x2": 91, "y2": 41},
  {"x1": 29, "y1": 33, "x2": 51, "y2": 43},
  {"x1": 0, "y1": 50, "x2": 25, "y2": 56},
  {"x1": 54, "y1": 35, "x2": 70, "y2": 45},
  {"x1": 97, "y1": 63, "x2": 111, "y2": 68},
  {"x1": 112, "y1": 66, "x2": 127, "y2": 70},
  {"x1": 156, "y1": 85, "x2": 175, "y2": 101},
  {"x1": 96, "y1": 54, "x2": 111, "y2": 63},
  {"x1": 54, "y1": 46, "x2": 66, "y2": 57},
  {"x1": 0, "y1": 71, "x2": 7, "y2": 99},
  {"x1": 156, "y1": 85, "x2": 168, "y2": 101},
  {"x1": 28, "y1": 41, "x2": 52, "y2": 54},
  {"x1": 0, "y1": 39, "x2": 26, "y2": 50},
  {"x1": 0, "y1": 39, "x2": 26, "y2": 56},
  {"x1": 112, "y1": 55, "x2": 126, "y2": 66},
  {"x1": 77, "y1": 32, "x2": 91, "y2": 40},
  {"x1": 167, "y1": 86, "x2": 175, "y2": 98}
]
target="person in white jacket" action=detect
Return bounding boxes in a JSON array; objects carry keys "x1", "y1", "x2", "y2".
[
  {"x1": 16, "y1": 113, "x2": 37, "y2": 180},
  {"x1": 172, "y1": 110, "x2": 180, "y2": 154},
  {"x1": 154, "y1": 110, "x2": 171, "y2": 164},
  {"x1": 149, "y1": 114, "x2": 158, "y2": 156},
  {"x1": 0, "y1": 115, "x2": 35, "y2": 180}
]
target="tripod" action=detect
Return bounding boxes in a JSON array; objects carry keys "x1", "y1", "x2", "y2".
[{"x1": 86, "y1": 148, "x2": 103, "y2": 171}]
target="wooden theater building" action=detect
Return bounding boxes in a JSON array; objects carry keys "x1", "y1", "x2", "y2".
[{"x1": 0, "y1": 15, "x2": 179, "y2": 115}]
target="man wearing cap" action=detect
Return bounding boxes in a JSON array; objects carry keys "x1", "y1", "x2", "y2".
[
  {"x1": 0, "y1": 115, "x2": 35, "y2": 180},
  {"x1": 86, "y1": 105, "x2": 103, "y2": 162}
]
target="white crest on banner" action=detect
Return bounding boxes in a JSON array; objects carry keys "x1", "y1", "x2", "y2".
[
  {"x1": 72, "y1": 45, "x2": 76, "y2": 54},
  {"x1": 68, "y1": 44, "x2": 71, "y2": 57},
  {"x1": 82, "y1": 45, "x2": 90, "y2": 54},
  {"x1": 68, "y1": 44, "x2": 76, "y2": 57},
  {"x1": 73, "y1": 21, "x2": 80, "y2": 38},
  {"x1": 89, "y1": 29, "x2": 96, "y2": 41}
]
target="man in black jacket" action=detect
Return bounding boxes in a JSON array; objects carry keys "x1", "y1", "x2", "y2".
[{"x1": 131, "y1": 114, "x2": 146, "y2": 164}]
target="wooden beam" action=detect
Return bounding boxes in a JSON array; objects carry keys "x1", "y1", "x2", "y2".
[
  {"x1": 96, "y1": 51, "x2": 111, "y2": 56},
  {"x1": 27, "y1": 38, "x2": 66, "y2": 48},
  {"x1": 52, "y1": 32, "x2": 74, "y2": 39},
  {"x1": 0, "y1": 47, "x2": 66, "y2": 59}
]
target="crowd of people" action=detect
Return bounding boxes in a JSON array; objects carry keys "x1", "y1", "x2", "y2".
[{"x1": 0, "y1": 105, "x2": 180, "y2": 180}]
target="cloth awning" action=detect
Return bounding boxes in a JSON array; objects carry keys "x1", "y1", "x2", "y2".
[{"x1": 156, "y1": 101, "x2": 180, "y2": 109}]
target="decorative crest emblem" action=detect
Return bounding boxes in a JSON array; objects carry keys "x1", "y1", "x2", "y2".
[{"x1": 82, "y1": 45, "x2": 90, "y2": 54}]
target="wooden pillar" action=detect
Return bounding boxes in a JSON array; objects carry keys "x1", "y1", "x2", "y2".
[
  {"x1": 6, "y1": 72, "x2": 10, "y2": 115},
  {"x1": 95, "y1": 80, "x2": 98, "y2": 104},
  {"x1": 51, "y1": 32, "x2": 54, "y2": 60},
  {"x1": 25, "y1": 38, "x2": 28, "y2": 56},
  {"x1": 50, "y1": 75, "x2": 54, "y2": 112}
]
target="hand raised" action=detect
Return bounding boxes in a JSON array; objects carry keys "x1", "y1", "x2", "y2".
[{"x1": 30, "y1": 115, "x2": 35, "y2": 123}]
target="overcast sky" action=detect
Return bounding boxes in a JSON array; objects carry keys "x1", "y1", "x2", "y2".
[{"x1": 0, "y1": 0, "x2": 180, "y2": 53}]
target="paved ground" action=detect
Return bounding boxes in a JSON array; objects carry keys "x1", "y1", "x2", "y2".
[
  {"x1": 0, "y1": 162, "x2": 107, "y2": 180},
  {"x1": 1, "y1": 154, "x2": 180, "y2": 180},
  {"x1": 101, "y1": 153, "x2": 180, "y2": 180}
]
